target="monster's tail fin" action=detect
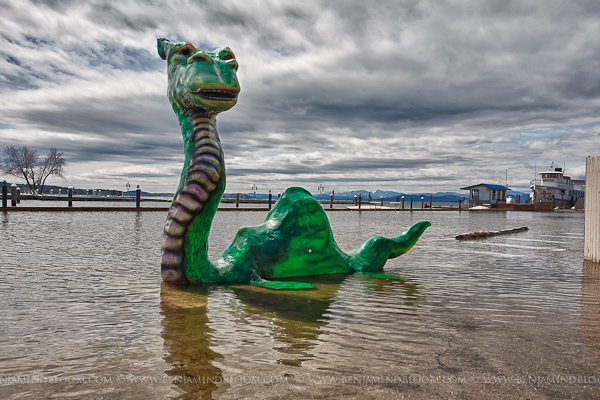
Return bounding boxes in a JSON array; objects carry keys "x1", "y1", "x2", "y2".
[{"x1": 346, "y1": 221, "x2": 431, "y2": 272}]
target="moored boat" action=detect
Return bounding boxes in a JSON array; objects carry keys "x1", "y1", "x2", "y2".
[{"x1": 530, "y1": 163, "x2": 585, "y2": 209}]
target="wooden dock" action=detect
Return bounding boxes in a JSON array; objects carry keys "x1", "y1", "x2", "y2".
[{"x1": 585, "y1": 156, "x2": 600, "y2": 263}]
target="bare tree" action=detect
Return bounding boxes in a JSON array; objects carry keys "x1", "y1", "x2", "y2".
[{"x1": 2, "y1": 146, "x2": 66, "y2": 194}]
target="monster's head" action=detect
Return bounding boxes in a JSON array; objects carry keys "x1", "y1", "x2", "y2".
[{"x1": 158, "y1": 38, "x2": 240, "y2": 114}]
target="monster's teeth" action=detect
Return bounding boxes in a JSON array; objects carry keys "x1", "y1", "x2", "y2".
[{"x1": 193, "y1": 89, "x2": 238, "y2": 101}]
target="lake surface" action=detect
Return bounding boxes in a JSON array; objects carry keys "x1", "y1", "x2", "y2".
[{"x1": 1, "y1": 208, "x2": 599, "y2": 399}]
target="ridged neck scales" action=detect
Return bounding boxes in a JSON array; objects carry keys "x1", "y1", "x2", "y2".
[{"x1": 160, "y1": 111, "x2": 225, "y2": 283}]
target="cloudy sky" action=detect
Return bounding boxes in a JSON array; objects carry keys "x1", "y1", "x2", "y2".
[{"x1": 1, "y1": 0, "x2": 599, "y2": 195}]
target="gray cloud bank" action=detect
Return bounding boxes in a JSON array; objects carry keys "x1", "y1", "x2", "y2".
[{"x1": 1, "y1": 0, "x2": 599, "y2": 193}]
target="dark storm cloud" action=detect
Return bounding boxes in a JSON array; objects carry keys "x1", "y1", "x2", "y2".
[
  {"x1": 0, "y1": 0, "x2": 599, "y2": 192},
  {"x1": 228, "y1": 154, "x2": 470, "y2": 176}
]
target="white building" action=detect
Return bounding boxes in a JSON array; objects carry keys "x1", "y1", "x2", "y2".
[{"x1": 460, "y1": 183, "x2": 510, "y2": 207}]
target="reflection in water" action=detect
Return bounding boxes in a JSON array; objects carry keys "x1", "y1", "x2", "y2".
[
  {"x1": 134, "y1": 211, "x2": 143, "y2": 246},
  {"x1": 353, "y1": 272, "x2": 420, "y2": 306},
  {"x1": 582, "y1": 260, "x2": 600, "y2": 369},
  {"x1": 160, "y1": 283, "x2": 224, "y2": 400},
  {"x1": 231, "y1": 275, "x2": 347, "y2": 367},
  {"x1": 160, "y1": 274, "x2": 421, "y2": 398}
]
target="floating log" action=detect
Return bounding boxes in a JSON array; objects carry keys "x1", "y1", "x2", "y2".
[{"x1": 455, "y1": 226, "x2": 529, "y2": 240}]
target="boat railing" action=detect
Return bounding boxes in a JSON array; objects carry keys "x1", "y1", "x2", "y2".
[{"x1": 529, "y1": 179, "x2": 575, "y2": 190}]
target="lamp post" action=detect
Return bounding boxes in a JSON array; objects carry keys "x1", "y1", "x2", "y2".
[
  {"x1": 126, "y1": 181, "x2": 131, "y2": 197},
  {"x1": 251, "y1": 184, "x2": 258, "y2": 198}
]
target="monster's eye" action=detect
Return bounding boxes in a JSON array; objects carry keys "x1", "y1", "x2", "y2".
[
  {"x1": 223, "y1": 54, "x2": 234, "y2": 61},
  {"x1": 177, "y1": 47, "x2": 192, "y2": 57}
]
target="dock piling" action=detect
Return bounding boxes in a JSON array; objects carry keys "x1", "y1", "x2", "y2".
[
  {"x1": 2, "y1": 181, "x2": 7, "y2": 208},
  {"x1": 585, "y1": 156, "x2": 600, "y2": 263},
  {"x1": 11, "y1": 183, "x2": 17, "y2": 207},
  {"x1": 136, "y1": 185, "x2": 141, "y2": 208}
]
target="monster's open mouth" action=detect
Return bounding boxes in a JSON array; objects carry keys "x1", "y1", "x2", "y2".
[{"x1": 192, "y1": 89, "x2": 239, "y2": 102}]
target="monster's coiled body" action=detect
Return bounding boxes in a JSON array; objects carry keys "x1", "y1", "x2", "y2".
[{"x1": 161, "y1": 111, "x2": 225, "y2": 283}]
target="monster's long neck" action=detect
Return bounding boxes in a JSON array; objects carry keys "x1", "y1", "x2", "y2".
[{"x1": 161, "y1": 110, "x2": 225, "y2": 284}]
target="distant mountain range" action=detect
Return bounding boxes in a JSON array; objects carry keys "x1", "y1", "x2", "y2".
[{"x1": 237, "y1": 190, "x2": 530, "y2": 202}]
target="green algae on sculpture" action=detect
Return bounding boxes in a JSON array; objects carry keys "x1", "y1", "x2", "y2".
[{"x1": 158, "y1": 38, "x2": 430, "y2": 289}]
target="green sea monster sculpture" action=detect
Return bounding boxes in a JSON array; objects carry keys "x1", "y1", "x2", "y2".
[{"x1": 158, "y1": 38, "x2": 430, "y2": 289}]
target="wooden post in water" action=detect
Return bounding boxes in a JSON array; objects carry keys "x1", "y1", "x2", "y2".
[
  {"x1": 380, "y1": 196, "x2": 383, "y2": 207},
  {"x1": 401, "y1": 196, "x2": 404, "y2": 209},
  {"x1": 354, "y1": 195, "x2": 357, "y2": 206},
  {"x1": 16, "y1": 187, "x2": 20, "y2": 204},
  {"x1": 11, "y1": 183, "x2": 17, "y2": 207},
  {"x1": 136, "y1": 185, "x2": 141, "y2": 209},
  {"x1": 585, "y1": 156, "x2": 600, "y2": 263},
  {"x1": 358, "y1": 194, "x2": 362, "y2": 210},
  {"x1": 410, "y1": 196, "x2": 413, "y2": 210},
  {"x1": 236, "y1": 193, "x2": 240, "y2": 208},
  {"x1": 2, "y1": 181, "x2": 7, "y2": 208},
  {"x1": 330, "y1": 191, "x2": 334, "y2": 209},
  {"x1": 430, "y1": 195, "x2": 432, "y2": 209},
  {"x1": 68, "y1": 186, "x2": 73, "y2": 207},
  {"x1": 268, "y1": 190, "x2": 272, "y2": 210}
]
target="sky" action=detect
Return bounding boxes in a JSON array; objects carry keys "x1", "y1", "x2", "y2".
[{"x1": 1, "y1": 0, "x2": 599, "y2": 195}]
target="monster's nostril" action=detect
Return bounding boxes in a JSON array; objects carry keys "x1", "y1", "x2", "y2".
[{"x1": 188, "y1": 52, "x2": 212, "y2": 64}]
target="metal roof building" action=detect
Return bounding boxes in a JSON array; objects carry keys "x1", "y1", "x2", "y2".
[{"x1": 460, "y1": 183, "x2": 510, "y2": 207}]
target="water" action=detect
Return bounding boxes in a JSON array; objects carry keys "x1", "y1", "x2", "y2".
[{"x1": 1, "y1": 209, "x2": 598, "y2": 399}]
